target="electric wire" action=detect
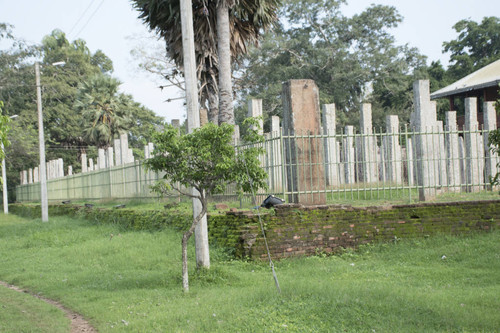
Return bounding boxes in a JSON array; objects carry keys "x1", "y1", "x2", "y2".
[
  {"x1": 74, "y1": 0, "x2": 106, "y2": 39},
  {"x1": 68, "y1": 0, "x2": 99, "y2": 36}
]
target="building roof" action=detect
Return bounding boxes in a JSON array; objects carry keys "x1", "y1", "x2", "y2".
[{"x1": 430, "y1": 59, "x2": 500, "y2": 99}]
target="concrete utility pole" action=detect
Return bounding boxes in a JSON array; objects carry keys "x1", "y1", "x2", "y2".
[
  {"x1": 180, "y1": 0, "x2": 210, "y2": 268},
  {"x1": 36, "y1": 62, "x2": 49, "y2": 222}
]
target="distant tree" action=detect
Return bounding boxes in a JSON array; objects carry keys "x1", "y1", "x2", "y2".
[
  {"x1": 443, "y1": 17, "x2": 500, "y2": 82},
  {"x1": 145, "y1": 120, "x2": 267, "y2": 291},
  {"x1": 75, "y1": 74, "x2": 132, "y2": 149},
  {"x1": 237, "y1": 0, "x2": 427, "y2": 130}
]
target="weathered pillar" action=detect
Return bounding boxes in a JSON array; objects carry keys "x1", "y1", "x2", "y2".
[
  {"x1": 248, "y1": 99, "x2": 264, "y2": 136},
  {"x1": 458, "y1": 136, "x2": 466, "y2": 185},
  {"x1": 483, "y1": 101, "x2": 498, "y2": 187},
  {"x1": 464, "y1": 97, "x2": 483, "y2": 192},
  {"x1": 81, "y1": 153, "x2": 88, "y2": 173},
  {"x1": 445, "y1": 111, "x2": 461, "y2": 192},
  {"x1": 34, "y1": 167, "x2": 39, "y2": 183},
  {"x1": 270, "y1": 116, "x2": 283, "y2": 192},
  {"x1": 282, "y1": 79, "x2": 326, "y2": 204},
  {"x1": 385, "y1": 115, "x2": 402, "y2": 184},
  {"x1": 22, "y1": 170, "x2": 28, "y2": 185},
  {"x1": 114, "y1": 139, "x2": 122, "y2": 166},
  {"x1": 412, "y1": 80, "x2": 436, "y2": 201},
  {"x1": 89, "y1": 158, "x2": 94, "y2": 171},
  {"x1": 28, "y1": 168, "x2": 33, "y2": 184},
  {"x1": 343, "y1": 126, "x2": 356, "y2": 184},
  {"x1": 322, "y1": 104, "x2": 339, "y2": 186},
  {"x1": 144, "y1": 145, "x2": 150, "y2": 159},
  {"x1": 171, "y1": 119, "x2": 180, "y2": 129},
  {"x1": 359, "y1": 103, "x2": 377, "y2": 183},
  {"x1": 120, "y1": 133, "x2": 130, "y2": 164},
  {"x1": 68, "y1": 166, "x2": 73, "y2": 176},
  {"x1": 148, "y1": 142, "x2": 154, "y2": 157},
  {"x1": 106, "y1": 147, "x2": 114, "y2": 168},
  {"x1": 407, "y1": 138, "x2": 414, "y2": 185},
  {"x1": 436, "y1": 121, "x2": 447, "y2": 188}
]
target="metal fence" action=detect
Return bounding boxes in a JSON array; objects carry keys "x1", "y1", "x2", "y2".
[{"x1": 16, "y1": 126, "x2": 500, "y2": 204}]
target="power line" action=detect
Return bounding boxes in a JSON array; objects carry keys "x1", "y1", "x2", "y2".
[
  {"x1": 74, "y1": 0, "x2": 106, "y2": 39},
  {"x1": 68, "y1": 0, "x2": 99, "y2": 36}
]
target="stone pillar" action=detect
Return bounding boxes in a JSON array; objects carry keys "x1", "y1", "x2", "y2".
[
  {"x1": 28, "y1": 168, "x2": 33, "y2": 184},
  {"x1": 144, "y1": 145, "x2": 150, "y2": 159},
  {"x1": 97, "y1": 148, "x2": 106, "y2": 170},
  {"x1": 343, "y1": 126, "x2": 356, "y2": 184},
  {"x1": 106, "y1": 147, "x2": 114, "y2": 168},
  {"x1": 359, "y1": 103, "x2": 377, "y2": 183},
  {"x1": 34, "y1": 167, "x2": 39, "y2": 183},
  {"x1": 148, "y1": 142, "x2": 154, "y2": 157},
  {"x1": 385, "y1": 115, "x2": 402, "y2": 184},
  {"x1": 464, "y1": 97, "x2": 483, "y2": 192},
  {"x1": 128, "y1": 149, "x2": 134, "y2": 163},
  {"x1": 458, "y1": 136, "x2": 466, "y2": 185},
  {"x1": 407, "y1": 138, "x2": 414, "y2": 185},
  {"x1": 322, "y1": 104, "x2": 339, "y2": 186},
  {"x1": 233, "y1": 125, "x2": 240, "y2": 145},
  {"x1": 81, "y1": 153, "x2": 88, "y2": 173},
  {"x1": 114, "y1": 139, "x2": 122, "y2": 166},
  {"x1": 436, "y1": 121, "x2": 447, "y2": 188},
  {"x1": 120, "y1": 133, "x2": 130, "y2": 164},
  {"x1": 89, "y1": 158, "x2": 94, "y2": 171},
  {"x1": 22, "y1": 170, "x2": 28, "y2": 185},
  {"x1": 483, "y1": 101, "x2": 498, "y2": 186},
  {"x1": 68, "y1": 166, "x2": 73, "y2": 176},
  {"x1": 445, "y1": 111, "x2": 461, "y2": 192},
  {"x1": 171, "y1": 119, "x2": 180, "y2": 129},
  {"x1": 270, "y1": 116, "x2": 283, "y2": 192},
  {"x1": 248, "y1": 99, "x2": 264, "y2": 136},
  {"x1": 412, "y1": 80, "x2": 436, "y2": 201},
  {"x1": 282, "y1": 79, "x2": 326, "y2": 204}
]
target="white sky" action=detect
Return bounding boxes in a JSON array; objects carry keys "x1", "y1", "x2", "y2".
[{"x1": 1, "y1": 0, "x2": 499, "y2": 122}]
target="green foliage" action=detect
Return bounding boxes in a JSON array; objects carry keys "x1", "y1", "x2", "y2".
[
  {"x1": 75, "y1": 74, "x2": 132, "y2": 148},
  {"x1": 443, "y1": 17, "x2": 500, "y2": 82},
  {"x1": 146, "y1": 122, "x2": 267, "y2": 200},
  {"x1": 489, "y1": 84, "x2": 500, "y2": 186}
]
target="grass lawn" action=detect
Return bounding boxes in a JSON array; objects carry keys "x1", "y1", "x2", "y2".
[{"x1": 0, "y1": 213, "x2": 499, "y2": 332}]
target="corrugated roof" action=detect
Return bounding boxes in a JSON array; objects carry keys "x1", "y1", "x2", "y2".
[{"x1": 430, "y1": 59, "x2": 500, "y2": 99}]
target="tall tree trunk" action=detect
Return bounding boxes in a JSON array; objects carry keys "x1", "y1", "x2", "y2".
[
  {"x1": 207, "y1": 82, "x2": 219, "y2": 124},
  {"x1": 216, "y1": 2, "x2": 235, "y2": 125}
]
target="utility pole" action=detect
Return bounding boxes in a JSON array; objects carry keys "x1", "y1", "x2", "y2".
[
  {"x1": 1, "y1": 142, "x2": 7, "y2": 214},
  {"x1": 180, "y1": 0, "x2": 210, "y2": 268},
  {"x1": 35, "y1": 62, "x2": 49, "y2": 222}
]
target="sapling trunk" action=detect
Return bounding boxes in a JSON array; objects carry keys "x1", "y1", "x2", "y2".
[{"x1": 181, "y1": 197, "x2": 207, "y2": 292}]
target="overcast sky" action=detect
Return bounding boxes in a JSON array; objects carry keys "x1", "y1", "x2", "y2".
[{"x1": 1, "y1": 0, "x2": 499, "y2": 122}]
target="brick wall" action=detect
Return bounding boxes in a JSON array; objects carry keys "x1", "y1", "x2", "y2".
[{"x1": 227, "y1": 200, "x2": 500, "y2": 260}]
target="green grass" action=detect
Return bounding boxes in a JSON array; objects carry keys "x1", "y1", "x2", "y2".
[
  {"x1": 0, "y1": 283, "x2": 69, "y2": 333},
  {"x1": 1, "y1": 213, "x2": 499, "y2": 332}
]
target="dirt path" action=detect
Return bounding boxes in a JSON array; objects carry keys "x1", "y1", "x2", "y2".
[{"x1": 0, "y1": 281, "x2": 96, "y2": 333}]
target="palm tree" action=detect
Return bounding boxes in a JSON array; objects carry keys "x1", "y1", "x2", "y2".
[
  {"x1": 132, "y1": 0, "x2": 280, "y2": 124},
  {"x1": 75, "y1": 74, "x2": 132, "y2": 148}
]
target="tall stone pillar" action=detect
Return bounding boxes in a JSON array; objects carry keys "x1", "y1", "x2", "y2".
[
  {"x1": 248, "y1": 99, "x2": 264, "y2": 135},
  {"x1": 436, "y1": 121, "x2": 447, "y2": 187},
  {"x1": 385, "y1": 115, "x2": 401, "y2": 184},
  {"x1": 120, "y1": 133, "x2": 129, "y2": 164},
  {"x1": 34, "y1": 167, "x2": 39, "y2": 183},
  {"x1": 144, "y1": 145, "x2": 150, "y2": 159},
  {"x1": 282, "y1": 80, "x2": 326, "y2": 204},
  {"x1": 407, "y1": 138, "x2": 414, "y2": 185},
  {"x1": 171, "y1": 119, "x2": 180, "y2": 129},
  {"x1": 89, "y1": 158, "x2": 94, "y2": 171},
  {"x1": 68, "y1": 166, "x2": 73, "y2": 176},
  {"x1": 464, "y1": 97, "x2": 483, "y2": 192},
  {"x1": 81, "y1": 153, "x2": 88, "y2": 173},
  {"x1": 22, "y1": 170, "x2": 28, "y2": 185},
  {"x1": 114, "y1": 139, "x2": 122, "y2": 166},
  {"x1": 107, "y1": 147, "x2": 114, "y2": 168},
  {"x1": 445, "y1": 111, "x2": 461, "y2": 192},
  {"x1": 28, "y1": 168, "x2": 33, "y2": 184},
  {"x1": 359, "y1": 103, "x2": 377, "y2": 183},
  {"x1": 483, "y1": 101, "x2": 498, "y2": 186},
  {"x1": 270, "y1": 116, "x2": 283, "y2": 192},
  {"x1": 148, "y1": 142, "x2": 154, "y2": 157},
  {"x1": 412, "y1": 80, "x2": 436, "y2": 201},
  {"x1": 322, "y1": 104, "x2": 339, "y2": 186},
  {"x1": 343, "y1": 126, "x2": 356, "y2": 184}
]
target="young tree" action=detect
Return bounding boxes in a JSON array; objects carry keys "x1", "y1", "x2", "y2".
[{"x1": 145, "y1": 120, "x2": 267, "y2": 291}]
